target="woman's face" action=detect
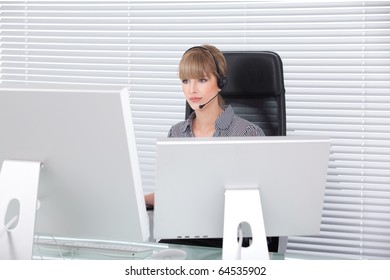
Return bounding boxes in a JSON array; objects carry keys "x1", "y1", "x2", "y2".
[{"x1": 181, "y1": 73, "x2": 220, "y2": 111}]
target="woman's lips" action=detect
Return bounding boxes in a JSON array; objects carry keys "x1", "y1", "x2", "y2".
[{"x1": 189, "y1": 97, "x2": 202, "y2": 103}]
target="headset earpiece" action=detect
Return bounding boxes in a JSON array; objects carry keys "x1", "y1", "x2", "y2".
[{"x1": 217, "y1": 74, "x2": 228, "y2": 89}]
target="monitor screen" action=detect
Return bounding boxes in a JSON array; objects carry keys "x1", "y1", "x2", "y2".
[
  {"x1": 0, "y1": 85, "x2": 149, "y2": 248},
  {"x1": 153, "y1": 136, "x2": 330, "y2": 241}
]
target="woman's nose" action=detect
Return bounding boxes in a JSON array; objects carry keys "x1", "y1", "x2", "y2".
[{"x1": 189, "y1": 80, "x2": 197, "y2": 93}]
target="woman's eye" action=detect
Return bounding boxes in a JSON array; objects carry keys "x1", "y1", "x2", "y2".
[
  {"x1": 182, "y1": 79, "x2": 189, "y2": 84},
  {"x1": 199, "y1": 78, "x2": 208, "y2": 83}
]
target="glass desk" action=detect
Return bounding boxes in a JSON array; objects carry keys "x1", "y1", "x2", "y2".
[
  {"x1": 33, "y1": 236, "x2": 223, "y2": 260},
  {"x1": 32, "y1": 235, "x2": 285, "y2": 260}
]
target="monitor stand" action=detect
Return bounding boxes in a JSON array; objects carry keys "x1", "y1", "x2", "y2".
[
  {"x1": 0, "y1": 160, "x2": 41, "y2": 260},
  {"x1": 222, "y1": 187, "x2": 269, "y2": 260}
]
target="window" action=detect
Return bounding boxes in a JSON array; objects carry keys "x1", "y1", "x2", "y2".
[{"x1": 1, "y1": 0, "x2": 389, "y2": 259}]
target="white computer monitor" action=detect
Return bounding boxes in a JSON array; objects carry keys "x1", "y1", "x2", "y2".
[
  {"x1": 0, "y1": 85, "x2": 149, "y2": 259},
  {"x1": 153, "y1": 136, "x2": 330, "y2": 259}
]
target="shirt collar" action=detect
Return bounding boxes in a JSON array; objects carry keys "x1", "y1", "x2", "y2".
[
  {"x1": 215, "y1": 105, "x2": 234, "y2": 130},
  {"x1": 180, "y1": 105, "x2": 234, "y2": 133},
  {"x1": 180, "y1": 112, "x2": 195, "y2": 134}
]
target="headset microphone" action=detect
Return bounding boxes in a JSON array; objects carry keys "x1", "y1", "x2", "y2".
[{"x1": 199, "y1": 93, "x2": 219, "y2": 109}]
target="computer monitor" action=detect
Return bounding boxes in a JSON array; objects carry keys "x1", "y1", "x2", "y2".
[
  {"x1": 0, "y1": 85, "x2": 149, "y2": 259},
  {"x1": 153, "y1": 136, "x2": 330, "y2": 259}
]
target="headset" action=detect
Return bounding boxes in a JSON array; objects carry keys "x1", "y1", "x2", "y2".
[{"x1": 183, "y1": 46, "x2": 228, "y2": 90}]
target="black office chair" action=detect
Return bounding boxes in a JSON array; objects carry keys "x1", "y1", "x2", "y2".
[{"x1": 185, "y1": 51, "x2": 287, "y2": 253}]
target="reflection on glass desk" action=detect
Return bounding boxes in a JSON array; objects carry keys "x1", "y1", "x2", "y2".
[
  {"x1": 33, "y1": 235, "x2": 289, "y2": 260},
  {"x1": 33, "y1": 236, "x2": 223, "y2": 260}
]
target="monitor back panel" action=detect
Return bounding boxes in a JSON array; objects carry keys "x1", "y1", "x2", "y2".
[{"x1": 154, "y1": 136, "x2": 330, "y2": 239}]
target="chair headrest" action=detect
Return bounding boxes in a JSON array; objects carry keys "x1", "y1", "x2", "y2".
[{"x1": 221, "y1": 51, "x2": 285, "y2": 98}]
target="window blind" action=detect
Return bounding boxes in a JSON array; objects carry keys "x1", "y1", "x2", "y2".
[{"x1": 1, "y1": 0, "x2": 389, "y2": 259}]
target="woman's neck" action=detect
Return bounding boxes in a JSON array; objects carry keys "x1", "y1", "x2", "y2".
[{"x1": 192, "y1": 106, "x2": 223, "y2": 137}]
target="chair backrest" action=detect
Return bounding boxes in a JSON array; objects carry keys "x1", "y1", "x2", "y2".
[{"x1": 185, "y1": 51, "x2": 286, "y2": 136}]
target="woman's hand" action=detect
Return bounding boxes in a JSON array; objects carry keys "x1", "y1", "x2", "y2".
[{"x1": 144, "y1": 193, "x2": 155, "y2": 206}]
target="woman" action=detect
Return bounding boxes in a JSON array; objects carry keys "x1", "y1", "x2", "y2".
[
  {"x1": 146, "y1": 45, "x2": 269, "y2": 248},
  {"x1": 145, "y1": 44, "x2": 264, "y2": 205}
]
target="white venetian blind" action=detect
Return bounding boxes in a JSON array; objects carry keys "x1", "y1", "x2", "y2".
[{"x1": 1, "y1": 0, "x2": 389, "y2": 259}]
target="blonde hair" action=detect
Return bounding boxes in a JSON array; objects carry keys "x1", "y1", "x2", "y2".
[{"x1": 179, "y1": 45, "x2": 227, "y2": 81}]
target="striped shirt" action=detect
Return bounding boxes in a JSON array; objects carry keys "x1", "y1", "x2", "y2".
[{"x1": 168, "y1": 105, "x2": 265, "y2": 137}]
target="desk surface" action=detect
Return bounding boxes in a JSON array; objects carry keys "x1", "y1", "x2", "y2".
[
  {"x1": 33, "y1": 236, "x2": 223, "y2": 260},
  {"x1": 33, "y1": 236, "x2": 287, "y2": 260}
]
